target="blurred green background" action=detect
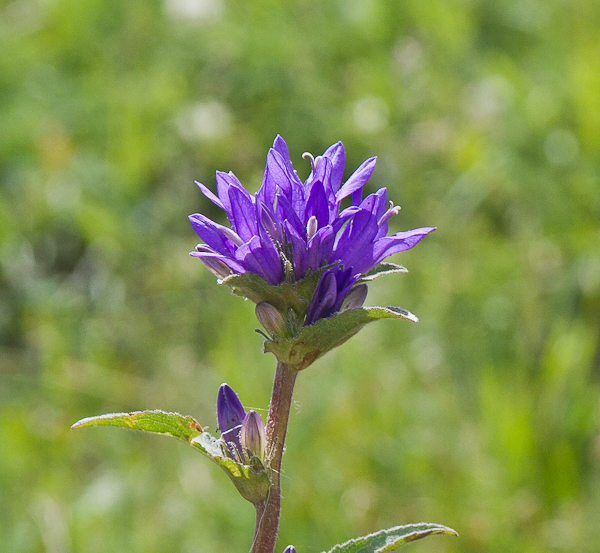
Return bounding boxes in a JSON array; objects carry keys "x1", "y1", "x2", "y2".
[{"x1": 2, "y1": 0, "x2": 600, "y2": 551}]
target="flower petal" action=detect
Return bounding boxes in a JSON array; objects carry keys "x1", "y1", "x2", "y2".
[
  {"x1": 336, "y1": 156, "x2": 377, "y2": 203},
  {"x1": 304, "y1": 180, "x2": 330, "y2": 230},
  {"x1": 284, "y1": 220, "x2": 309, "y2": 280},
  {"x1": 373, "y1": 227, "x2": 436, "y2": 264},
  {"x1": 189, "y1": 213, "x2": 237, "y2": 256},
  {"x1": 275, "y1": 192, "x2": 305, "y2": 238},
  {"x1": 332, "y1": 209, "x2": 379, "y2": 274},
  {"x1": 307, "y1": 224, "x2": 335, "y2": 272},
  {"x1": 305, "y1": 270, "x2": 338, "y2": 326},
  {"x1": 228, "y1": 186, "x2": 257, "y2": 242},
  {"x1": 273, "y1": 135, "x2": 303, "y2": 187},
  {"x1": 190, "y1": 249, "x2": 245, "y2": 275},
  {"x1": 271, "y1": 149, "x2": 305, "y2": 217},
  {"x1": 216, "y1": 171, "x2": 250, "y2": 223},
  {"x1": 235, "y1": 235, "x2": 283, "y2": 285},
  {"x1": 322, "y1": 141, "x2": 346, "y2": 192},
  {"x1": 195, "y1": 180, "x2": 224, "y2": 210}
]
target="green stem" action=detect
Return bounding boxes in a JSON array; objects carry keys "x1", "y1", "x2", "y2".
[{"x1": 250, "y1": 362, "x2": 297, "y2": 553}]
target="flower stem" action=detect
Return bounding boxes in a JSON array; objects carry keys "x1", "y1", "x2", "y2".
[{"x1": 251, "y1": 362, "x2": 297, "y2": 553}]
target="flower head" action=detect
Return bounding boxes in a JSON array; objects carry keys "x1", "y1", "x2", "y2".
[
  {"x1": 282, "y1": 547, "x2": 297, "y2": 553},
  {"x1": 190, "y1": 136, "x2": 434, "y2": 325}
]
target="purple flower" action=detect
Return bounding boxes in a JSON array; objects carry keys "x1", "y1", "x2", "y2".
[
  {"x1": 282, "y1": 547, "x2": 297, "y2": 553},
  {"x1": 190, "y1": 136, "x2": 435, "y2": 325},
  {"x1": 217, "y1": 383, "x2": 245, "y2": 458}
]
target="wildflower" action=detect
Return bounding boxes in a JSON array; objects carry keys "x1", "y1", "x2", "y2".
[
  {"x1": 190, "y1": 136, "x2": 434, "y2": 325},
  {"x1": 282, "y1": 547, "x2": 297, "y2": 553},
  {"x1": 216, "y1": 383, "x2": 245, "y2": 458}
]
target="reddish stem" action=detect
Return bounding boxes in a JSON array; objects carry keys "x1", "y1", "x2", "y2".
[{"x1": 250, "y1": 362, "x2": 297, "y2": 553}]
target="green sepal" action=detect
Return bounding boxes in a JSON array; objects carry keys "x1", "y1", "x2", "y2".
[
  {"x1": 71, "y1": 410, "x2": 270, "y2": 505},
  {"x1": 324, "y1": 522, "x2": 458, "y2": 553},
  {"x1": 360, "y1": 262, "x2": 408, "y2": 281},
  {"x1": 219, "y1": 267, "x2": 329, "y2": 316},
  {"x1": 263, "y1": 306, "x2": 418, "y2": 370}
]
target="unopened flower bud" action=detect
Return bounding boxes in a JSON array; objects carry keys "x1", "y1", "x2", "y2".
[
  {"x1": 240, "y1": 410, "x2": 265, "y2": 461},
  {"x1": 217, "y1": 384, "x2": 246, "y2": 457},
  {"x1": 340, "y1": 283, "x2": 368, "y2": 311},
  {"x1": 256, "y1": 302, "x2": 287, "y2": 338},
  {"x1": 283, "y1": 546, "x2": 297, "y2": 553}
]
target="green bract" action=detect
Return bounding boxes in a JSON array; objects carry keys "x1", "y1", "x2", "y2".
[
  {"x1": 324, "y1": 523, "x2": 458, "y2": 553},
  {"x1": 264, "y1": 306, "x2": 417, "y2": 370},
  {"x1": 221, "y1": 262, "x2": 418, "y2": 369}
]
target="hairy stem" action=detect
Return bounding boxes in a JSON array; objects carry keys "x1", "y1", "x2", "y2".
[{"x1": 251, "y1": 362, "x2": 297, "y2": 553}]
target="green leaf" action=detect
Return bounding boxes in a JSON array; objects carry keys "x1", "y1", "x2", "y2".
[
  {"x1": 71, "y1": 409, "x2": 205, "y2": 440},
  {"x1": 360, "y1": 262, "x2": 408, "y2": 281},
  {"x1": 264, "y1": 306, "x2": 418, "y2": 370},
  {"x1": 324, "y1": 523, "x2": 458, "y2": 553},
  {"x1": 219, "y1": 267, "x2": 329, "y2": 316},
  {"x1": 71, "y1": 410, "x2": 270, "y2": 505}
]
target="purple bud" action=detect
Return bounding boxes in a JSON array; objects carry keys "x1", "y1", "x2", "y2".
[
  {"x1": 256, "y1": 302, "x2": 287, "y2": 338},
  {"x1": 240, "y1": 410, "x2": 265, "y2": 461},
  {"x1": 340, "y1": 283, "x2": 368, "y2": 311},
  {"x1": 282, "y1": 547, "x2": 297, "y2": 553},
  {"x1": 217, "y1": 384, "x2": 246, "y2": 457}
]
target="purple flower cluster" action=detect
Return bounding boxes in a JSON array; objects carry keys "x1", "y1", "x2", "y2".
[{"x1": 190, "y1": 136, "x2": 434, "y2": 325}]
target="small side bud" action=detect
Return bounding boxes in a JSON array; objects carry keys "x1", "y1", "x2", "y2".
[
  {"x1": 217, "y1": 384, "x2": 246, "y2": 457},
  {"x1": 340, "y1": 283, "x2": 368, "y2": 311},
  {"x1": 240, "y1": 410, "x2": 265, "y2": 461},
  {"x1": 283, "y1": 546, "x2": 298, "y2": 553},
  {"x1": 256, "y1": 302, "x2": 287, "y2": 338}
]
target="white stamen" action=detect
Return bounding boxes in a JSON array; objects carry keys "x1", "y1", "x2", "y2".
[
  {"x1": 221, "y1": 226, "x2": 244, "y2": 246},
  {"x1": 306, "y1": 215, "x2": 318, "y2": 240},
  {"x1": 302, "y1": 152, "x2": 316, "y2": 172},
  {"x1": 378, "y1": 202, "x2": 401, "y2": 227}
]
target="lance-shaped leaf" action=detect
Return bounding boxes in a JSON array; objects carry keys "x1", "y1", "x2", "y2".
[
  {"x1": 359, "y1": 262, "x2": 408, "y2": 282},
  {"x1": 263, "y1": 306, "x2": 418, "y2": 370},
  {"x1": 324, "y1": 522, "x2": 458, "y2": 553},
  {"x1": 71, "y1": 410, "x2": 270, "y2": 505}
]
